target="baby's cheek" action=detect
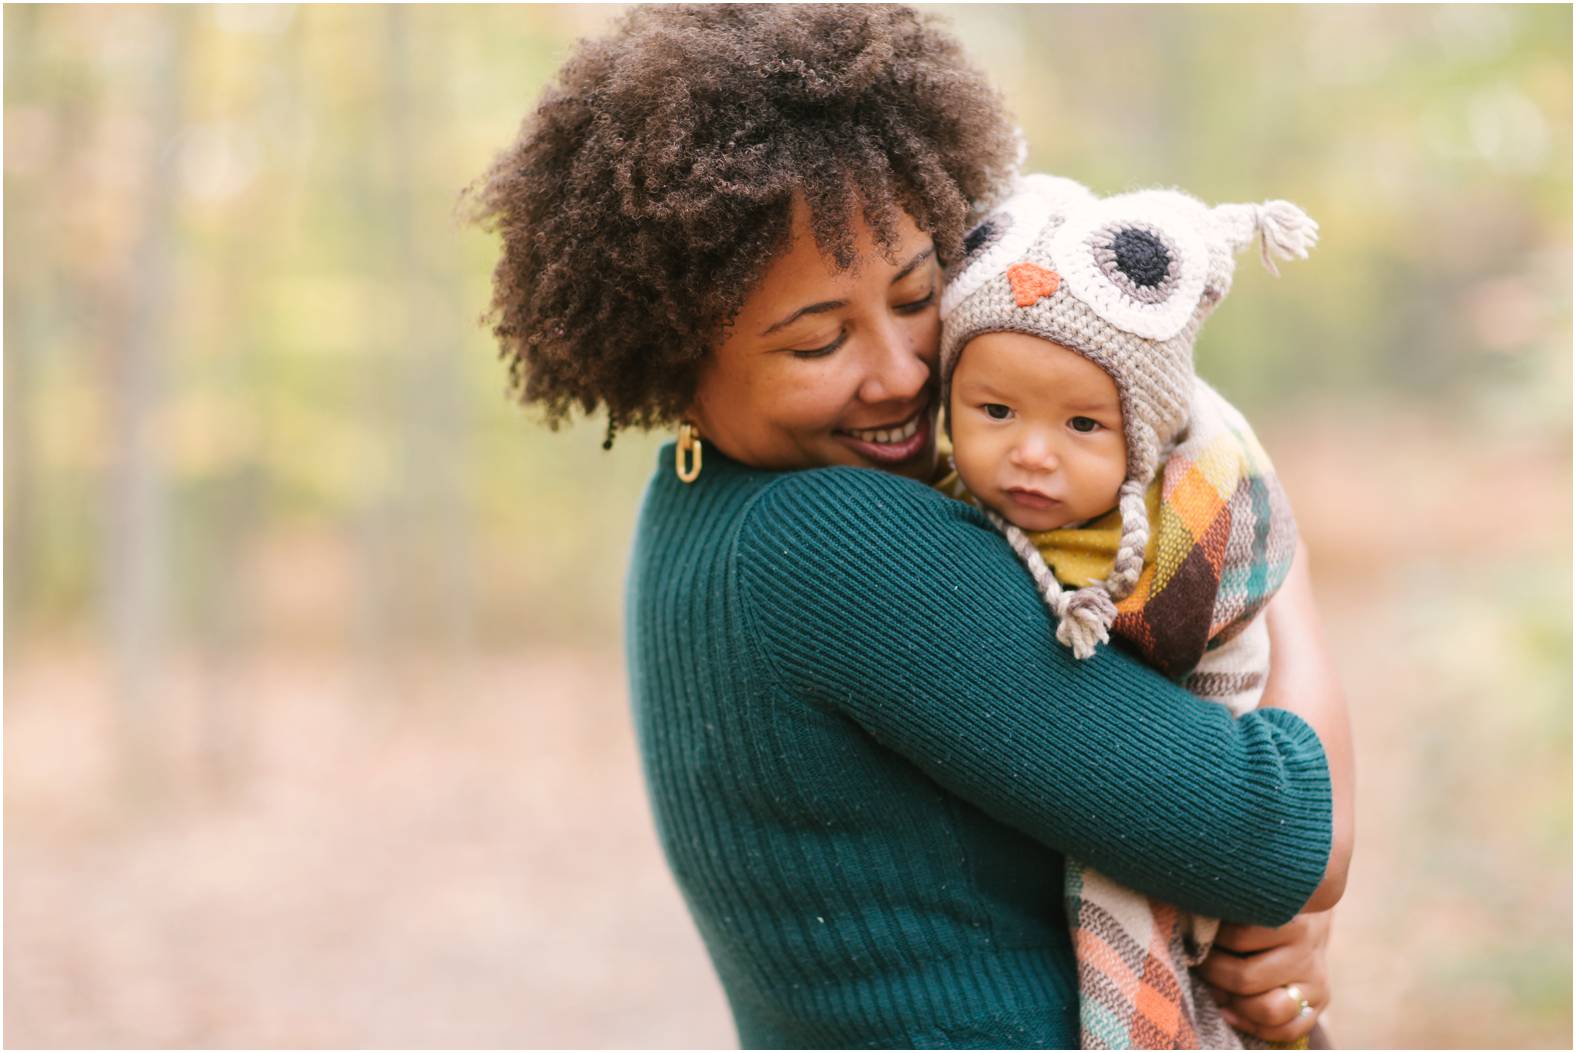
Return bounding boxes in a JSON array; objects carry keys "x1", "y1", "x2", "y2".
[
  {"x1": 951, "y1": 444, "x2": 983, "y2": 494},
  {"x1": 1097, "y1": 440, "x2": 1128, "y2": 495},
  {"x1": 953, "y1": 438, "x2": 1011, "y2": 516},
  {"x1": 948, "y1": 424, "x2": 988, "y2": 483}
]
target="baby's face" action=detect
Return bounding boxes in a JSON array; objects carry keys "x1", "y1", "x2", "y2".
[{"x1": 949, "y1": 332, "x2": 1127, "y2": 532}]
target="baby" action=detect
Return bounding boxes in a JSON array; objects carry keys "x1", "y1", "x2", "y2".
[{"x1": 935, "y1": 174, "x2": 1318, "y2": 1049}]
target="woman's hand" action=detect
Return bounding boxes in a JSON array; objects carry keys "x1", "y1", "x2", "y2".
[{"x1": 1199, "y1": 911, "x2": 1333, "y2": 1044}]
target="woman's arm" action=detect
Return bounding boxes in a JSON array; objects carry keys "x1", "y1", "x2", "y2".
[
  {"x1": 734, "y1": 468, "x2": 1333, "y2": 927},
  {"x1": 1198, "y1": 544, "x2": 1354, "y2": 1042},
  {"x1": 1258, "y1": 543, "x2": 1354, "y2": 911}
]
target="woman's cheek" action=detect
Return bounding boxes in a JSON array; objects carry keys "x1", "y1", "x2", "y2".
[
  {"x1": 782, "y1": 353, "x2": 862, "y2": 428},
  {"x1": 911, "y1": 311, "x2": 942, "y2": 367}
]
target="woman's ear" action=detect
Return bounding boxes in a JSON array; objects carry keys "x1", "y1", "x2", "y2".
[{"x1": 680, "y1": 392, "x2": 708, "y2": 435}]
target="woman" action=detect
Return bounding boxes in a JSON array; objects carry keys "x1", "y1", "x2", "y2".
[{"x1": 473, "y1": 6, "x2": 1352, "y2": 1048}]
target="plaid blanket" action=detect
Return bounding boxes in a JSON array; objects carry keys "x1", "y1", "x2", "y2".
[
  {"x1": 936, "y1": 378, "x2": 1302, "y2": 1048},
  {"x1": 1102, "y1": 379, "x2": 1298, "y2": 700},
  {"x1": 1056, "y1": 379, "x2": 1300, "y2": 1049},
  {"x1": 1016, "y1": 378, "x2": 1298, "y2": 711},
  {"x1": 1068, "y1": 864, "x2": 1243, "y2": 1049}
]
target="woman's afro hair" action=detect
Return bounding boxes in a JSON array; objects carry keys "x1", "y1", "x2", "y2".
[{"x1": 469, "y1": 4, "x2": 1021, "y2": 433}]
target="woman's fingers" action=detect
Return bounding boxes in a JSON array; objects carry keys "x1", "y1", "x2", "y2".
[
  {"x1": 1220, "y1": 1006, "x2": 1320, "y2": 1045},
  {"x1": 1196, "y1": 942, "x2": 1313, "y2": 996},
  {"x1": 1219, "y1": 979, "x2": 1329, "y2": 1044},
  {"x1": 1205, "y1": 911, "x2": 1336, "y2": 1040},
  {"x1": 1215, "y1": 910, "x2": 1332, "y2": 955},
  {"x1": 1212, "y1": 915, "x2": 1309, "y2": 954},
  {"x1": 1229, "y1": 979, "x2": 1328, "y2": 1027}
]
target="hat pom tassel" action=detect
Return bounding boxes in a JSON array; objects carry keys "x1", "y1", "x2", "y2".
[
  {"x1": 1254, "y1": 200, "x2": 1319, "y2": 277},
  {"x1": 984, "y1": 510, "x2": 1119, "y2": 661},
  {"x1": 1052, "y1": 588, "x2": 1117, "y2": 660}
]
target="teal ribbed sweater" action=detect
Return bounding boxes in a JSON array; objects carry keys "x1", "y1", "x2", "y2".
[{"x1": 625, "y1": 445, "x2": 1331, "y2": 1049}]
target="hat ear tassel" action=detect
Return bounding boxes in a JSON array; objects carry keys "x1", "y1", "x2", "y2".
[
  {"x1": 1252, "y1": 200, "x2": 1319, "y2": 277},
  {"x1": 1212, "y1": 200, "x2": 1319, "y2": 278}
]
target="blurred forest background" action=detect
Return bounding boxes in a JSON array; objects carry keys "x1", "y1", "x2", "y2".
[{"x1": 4, "y1": 4, "x2": 1570, "y2": 1048}]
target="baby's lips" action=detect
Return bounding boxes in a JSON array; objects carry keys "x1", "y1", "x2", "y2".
[{"x1": 1006, "y1": 487, "x2": 1061, "y2": 507}]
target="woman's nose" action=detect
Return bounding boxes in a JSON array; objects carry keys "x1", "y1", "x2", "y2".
[{"x1": 857, "y1": 321, "x2": 931, "y2": 405}]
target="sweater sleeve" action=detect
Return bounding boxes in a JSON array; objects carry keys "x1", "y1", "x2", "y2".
[{"x1": 733, "y1": 467, "x2": 1331, "y2": 926}]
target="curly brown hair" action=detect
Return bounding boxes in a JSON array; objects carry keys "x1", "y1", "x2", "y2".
[{"x1": 469, "y1": 4, "x2": 1020, "y2": 433}]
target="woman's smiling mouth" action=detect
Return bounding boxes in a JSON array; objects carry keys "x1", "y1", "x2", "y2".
[{"x1": 835, "y1": 408, "x2": 932, "y2": 464}]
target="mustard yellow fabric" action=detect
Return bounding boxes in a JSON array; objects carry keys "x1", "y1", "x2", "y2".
[{"x1": 932, "y1": 446, "x2": 1160, "y2": 590}]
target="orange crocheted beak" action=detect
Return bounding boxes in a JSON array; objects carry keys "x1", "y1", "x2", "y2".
[{"x1": 1007, "y1": 262, "x2": 1060, "y2": 307}]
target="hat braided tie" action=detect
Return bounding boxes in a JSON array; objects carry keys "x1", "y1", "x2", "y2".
[
  {"x1": 1103, "y1": 479, "x2": 1151, "y2": 603},
  {"x1": 986, "y1": 511, "x2": 1118, "y2": 660}
]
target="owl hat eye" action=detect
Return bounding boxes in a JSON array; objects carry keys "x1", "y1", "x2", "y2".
[
  {"x1": 1047, "y1": 190, "x2": 1212, "y2": 341},
  {"x1": 940, "y1": 174, "x2": 1094, "y2": 319}
]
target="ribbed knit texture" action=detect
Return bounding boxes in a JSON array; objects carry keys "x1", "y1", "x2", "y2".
[{"x1": 625, "y1": 444, "x2": 1331, "y2": 1049}]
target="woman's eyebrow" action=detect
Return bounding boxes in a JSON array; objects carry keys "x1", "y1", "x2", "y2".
[
  {"x1": 891, "y1": 246, "x2": 936, "y2": 284},
  {"x1": 760, "y1": 248, "x2": 935, "y2": 336},
  {"x1": 762, "y1": 299, "x2": 846, "y2": 336}
]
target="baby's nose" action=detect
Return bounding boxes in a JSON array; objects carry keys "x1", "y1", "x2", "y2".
[{"x1": 1012, "y1": 434, "x2": 1060, "y2": 470}]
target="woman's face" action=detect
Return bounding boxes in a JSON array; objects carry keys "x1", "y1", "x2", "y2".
[{"x1": 686, "y1": 201, "x2": 942, "y2": 481}]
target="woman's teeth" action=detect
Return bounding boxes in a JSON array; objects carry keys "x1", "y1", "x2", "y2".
[{"x1": 846, "y1": 414, "x2": 920, "y2": 444}]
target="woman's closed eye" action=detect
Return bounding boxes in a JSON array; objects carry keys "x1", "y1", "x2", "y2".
[
  {"x1": 789, "y1": 330, "x2": 848, "y2": 359},
  {"x1": 893, "y1": 287, "x2": 936, "y2": 314}
]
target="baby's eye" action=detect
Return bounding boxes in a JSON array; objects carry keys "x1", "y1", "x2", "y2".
[
  {"x1": 982, "y1": 403, "x2": 1012, "y2": 421},
  {"x1": 1069, "y1": 416, "x2": 1101, "y2": 433}
]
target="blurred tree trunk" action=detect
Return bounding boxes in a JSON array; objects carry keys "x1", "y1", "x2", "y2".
[
  {"x1": 3, "y1": 6, "x2": 43, "y2": 654},
  {"x1": 189, "y1": 14, "x2": 309, "y2": 794},
  {"x1": 389, "y1": 7, "x2": 476, "y2": 671},
  {"x1": 350, "y1": 11, "x2": 395, "y2": 699},
  {"x1": 354, "y1": 6, "x2": 474, "y2": 702},
  {"x1": 105, "y1": 7, "x2": 191, "y2": 786}
]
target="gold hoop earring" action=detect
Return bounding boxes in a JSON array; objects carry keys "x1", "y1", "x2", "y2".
[{"x1": 675, "y1": 421, "x2": 703, "y2": 483}]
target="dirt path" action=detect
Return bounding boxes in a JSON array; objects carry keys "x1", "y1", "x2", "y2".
[{"x1": 6, "y1": 417, "x2": 1570, "y2": 1048}]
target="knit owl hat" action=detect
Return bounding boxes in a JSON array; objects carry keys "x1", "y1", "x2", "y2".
[{"x1": 938, "y1": 173, "x2": 1317, "y2": 655}]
